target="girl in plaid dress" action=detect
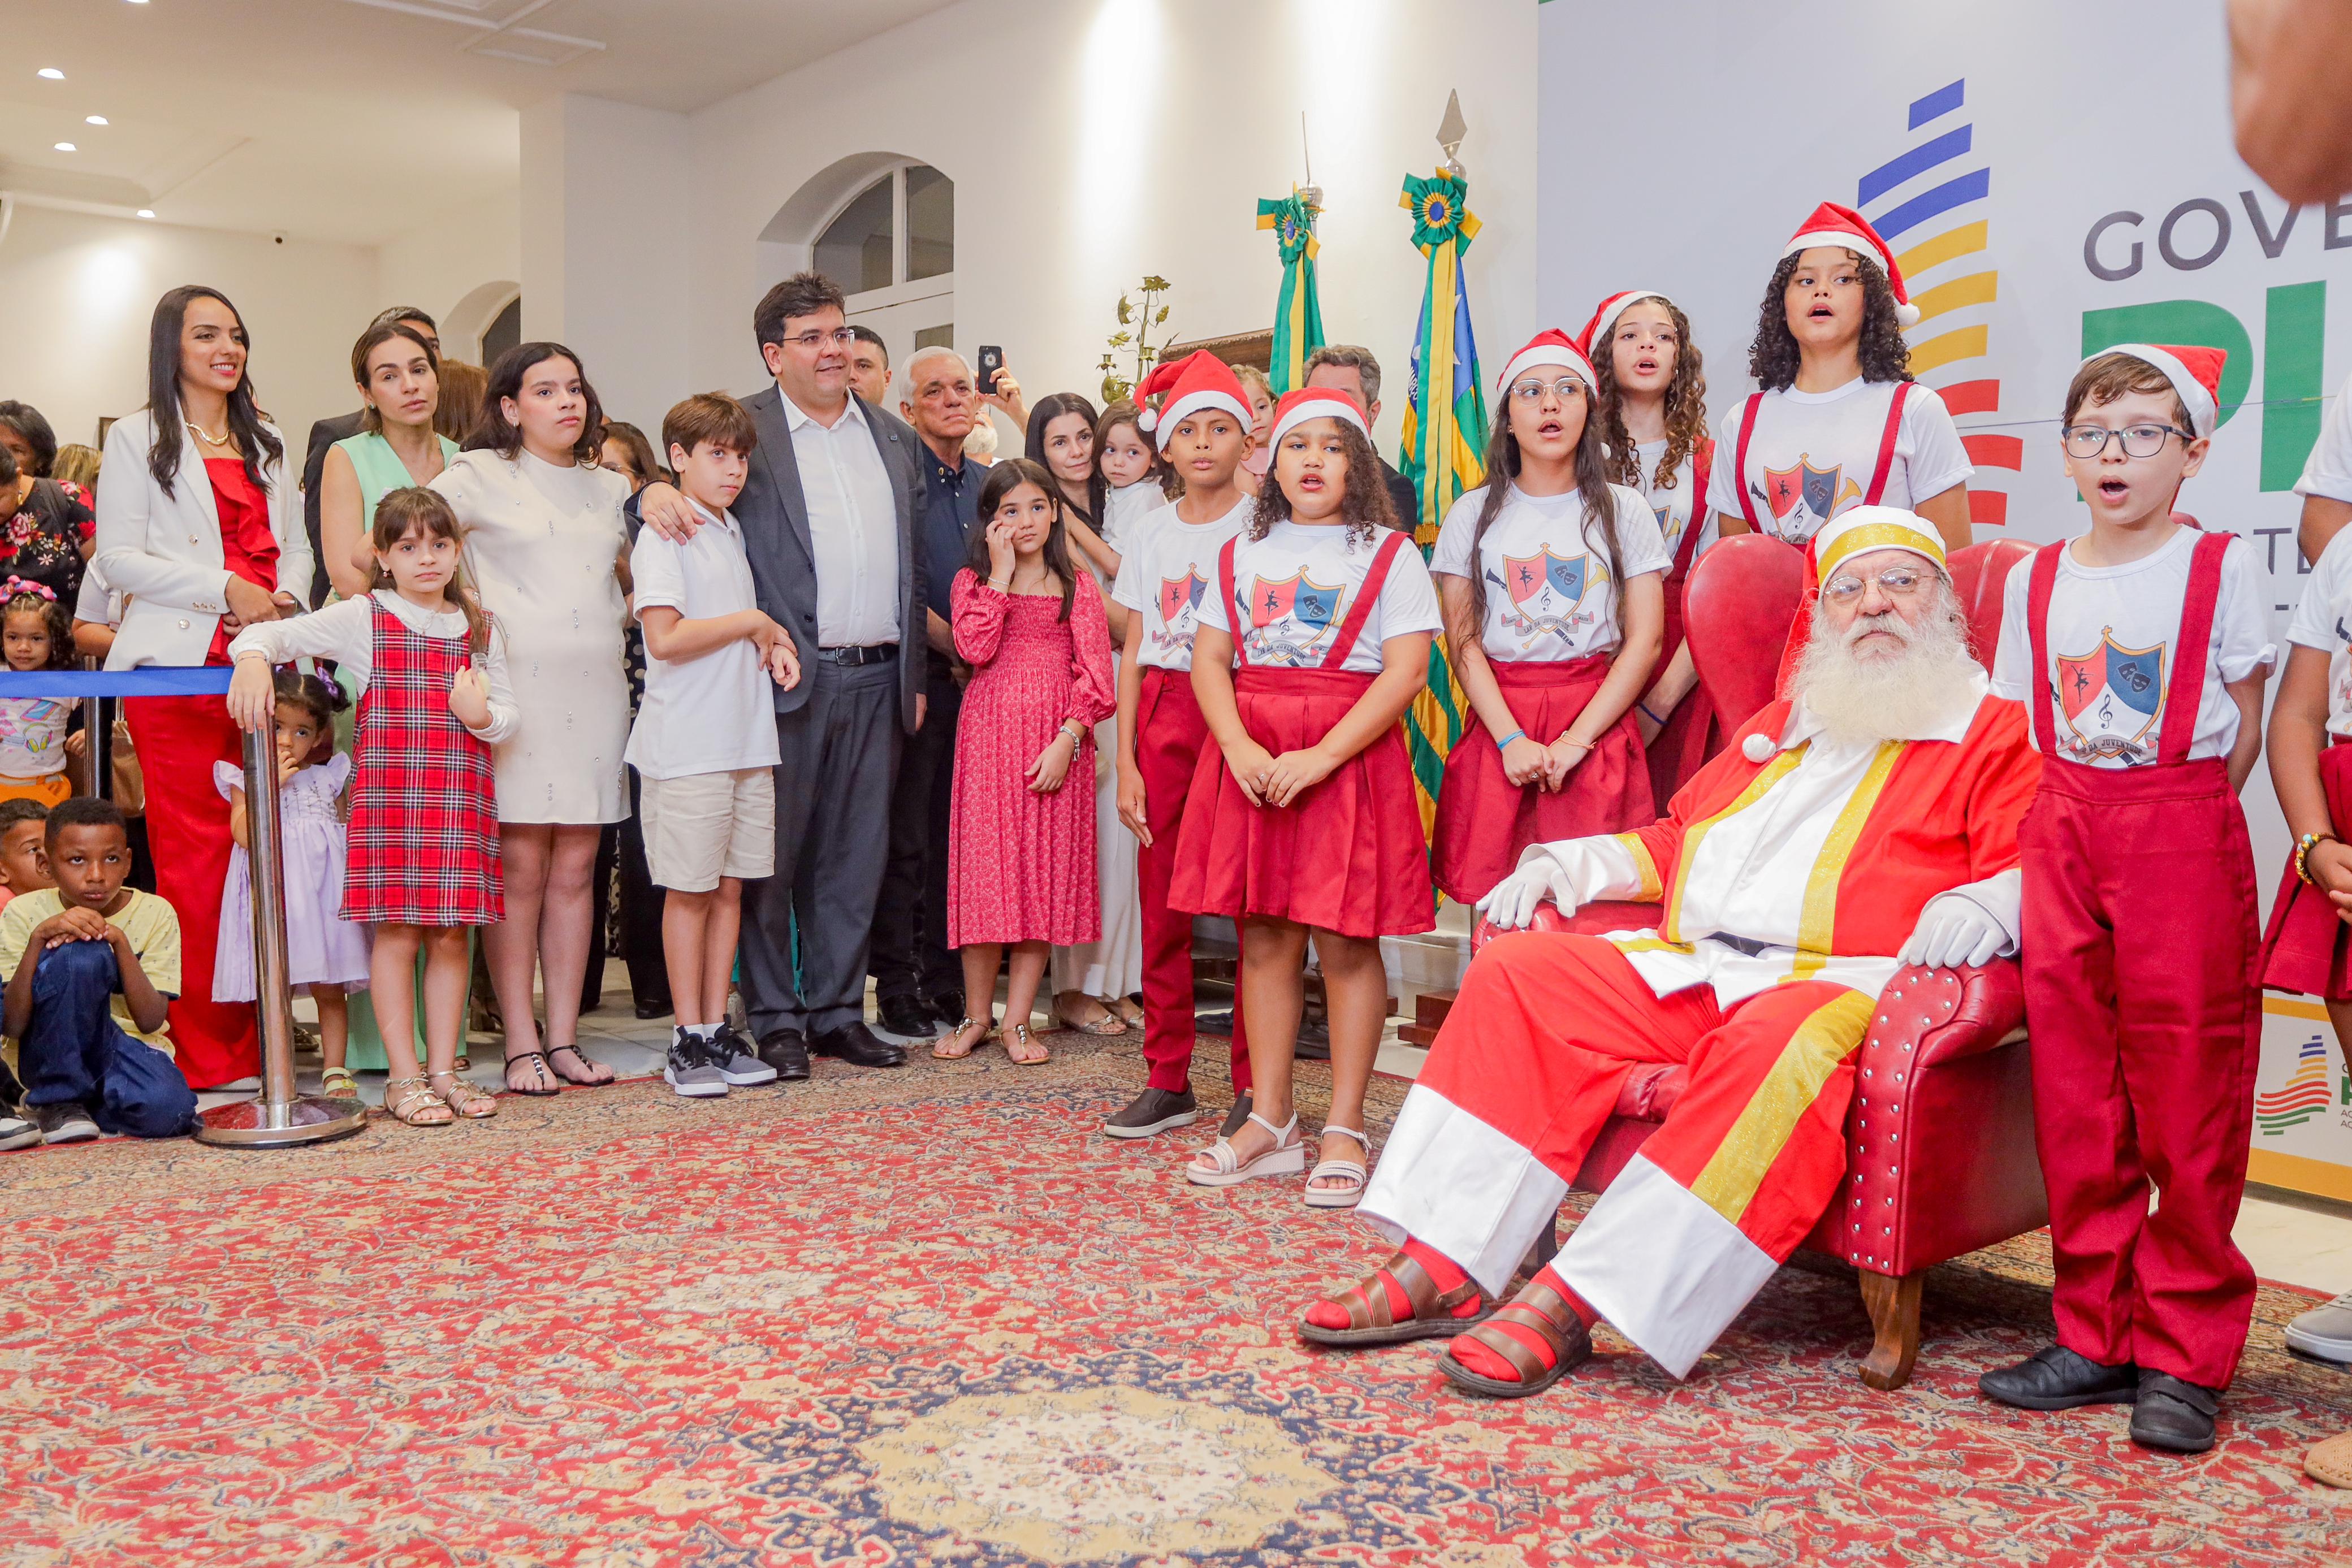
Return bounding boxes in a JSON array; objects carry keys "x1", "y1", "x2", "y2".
[{"x1": 228, "y1": 487, "x2": 518, "y2": 1127}]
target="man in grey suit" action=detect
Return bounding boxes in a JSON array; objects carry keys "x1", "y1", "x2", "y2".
[{"x1": 632, "y1": 271, "x2": 925, "y2": 1078}]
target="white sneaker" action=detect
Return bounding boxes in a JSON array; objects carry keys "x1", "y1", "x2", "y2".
[{"x1": 2287, "y1": 1290, "x2": 2352, "y2": 1364}]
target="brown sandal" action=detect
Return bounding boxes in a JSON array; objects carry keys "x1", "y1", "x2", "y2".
[
  {"x1": 382, "y1": 1076, "x2": 453, "y2": 1127},
  {"x1": 1435, "y1": 1277, "x2": 1592, "y2": 1398},
  {"x1": 1004, "y1": 1022, "x2": 1050, "y2": 1065},
  {"x1": 933, "y1": 1017, "x2": 992, "y2": 1059},
  {"x1": 427, "y1": 1071, "x2": 499, "y2": 1120},
  {"x1": 1298, "y1": 1249, "x2": 1493, "y2": 1347}
]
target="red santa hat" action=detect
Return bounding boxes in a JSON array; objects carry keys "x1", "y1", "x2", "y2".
[
  {"x1": 2080, "y1": 343, "x2": 2228, "y2": 439},
  {"x1": 1266, "y1": 384, "x2": 1371, "y2": 449},
  {"x1": 1495, "y1": 329, "x2": 1596, "y2": 396},
  {"x1": 1131, "y1": 350, "x2": 1253, "y2": 449},
  {"x1": 1782, "y1": 202, "x2": 1920, "y2": 330},
  {"x1": 1573, "y1": 290, "x2": 1672, "y2": 357}
]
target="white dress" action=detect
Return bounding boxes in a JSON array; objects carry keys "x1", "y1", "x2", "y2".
[
  {"x1": 1052, "y1": 499, "x2": 1147, "y2": 1001},
  {"x1": 431, "y1": 448, "x2": 630, "y2": 824}
]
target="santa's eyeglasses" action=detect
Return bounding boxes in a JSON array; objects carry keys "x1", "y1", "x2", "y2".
[
  {"x1": 1821, "y1": 566, "x2": 1931, "y2": 603},
  {"x1": 2061, "y1": 423, "x2": 2188, "y2": 459}
]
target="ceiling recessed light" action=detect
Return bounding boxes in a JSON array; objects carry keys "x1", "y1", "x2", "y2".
[
  {"x1": 85, "y1": 115, "x2": 108, "y2": 125},
  {"x1": 38, "y1": 68, "x2": 64, "y2": 80},
  {"x1": 136, "y1": 209, "x2": 154, "y2": 219},
  {"x1": 53, "y1": 142, "x2": 75, "y2": 153}
]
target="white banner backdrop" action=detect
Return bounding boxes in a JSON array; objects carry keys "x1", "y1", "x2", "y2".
[{"x1": 1537, "y1": 0, "x2": 2352, "y2": 1196}]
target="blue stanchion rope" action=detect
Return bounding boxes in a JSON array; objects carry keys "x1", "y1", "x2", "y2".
[{"x1": 0, "y1": 668, "x2": 236, "y2": 697}]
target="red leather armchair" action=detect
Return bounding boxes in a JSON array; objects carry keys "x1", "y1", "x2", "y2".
[{"x1": 1471, "y1": 539, "x2": 2048, "y2": 1389}]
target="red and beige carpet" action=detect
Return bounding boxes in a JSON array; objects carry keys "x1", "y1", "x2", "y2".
[{"x1": 5, "y1": 1038, "x2": 2349, "y2": 1566}]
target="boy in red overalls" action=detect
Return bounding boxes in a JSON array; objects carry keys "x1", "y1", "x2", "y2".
[{"x1": 1981, "y1": 345, "x2": 2274, "y2": 1453}]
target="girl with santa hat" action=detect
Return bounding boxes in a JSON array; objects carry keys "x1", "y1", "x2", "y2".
[
  {"x1": 1428, "y1": 330, "x2": 1668, "y2": 906},
  {"x1": 1170, "y1": 385, "x2": 1440, "y2": 1207},
  {"x1": 1707, "y1": 202, "x2": 1973, "y2": 555},
  {"x1": 1583, "y1": 290, "x2": 1720, "y2": 800}
]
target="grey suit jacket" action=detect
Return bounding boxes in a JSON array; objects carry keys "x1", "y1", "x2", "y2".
[{"x1": 634, "y1": 384, "x2": 926, "y2": 731}]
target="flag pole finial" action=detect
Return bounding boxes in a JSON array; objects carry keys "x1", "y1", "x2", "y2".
[{"x1": 1436, "y1": 89, "x2": 1467, "y2": 179}]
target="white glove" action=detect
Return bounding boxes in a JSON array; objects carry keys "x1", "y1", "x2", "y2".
[
  {"x1": 1474, "y1": 859, "x2": 1577, "y2": 932},
  {"x1": 1897, "y1": 893, "x2": 2010, "y2": 970}
]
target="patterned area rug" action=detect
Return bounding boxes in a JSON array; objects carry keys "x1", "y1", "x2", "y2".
[{"x1": 6, "y1": 1036, "x2": 2350, "y2": 1566}]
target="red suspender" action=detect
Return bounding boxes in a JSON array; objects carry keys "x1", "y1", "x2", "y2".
[
  {"x1": 2155, "y1": 530, "x2": 2232, "y2": 765},
  {"x1": 1732, "y1": 393, "x2": 1764, "y2": 531},
  {"x1": 1861, "y1": 380, "x2": 1916, "y2": 506},
  {"x1": 2024, "y1": 540, "x2": 2065, "y2": 757},
  {"x1": 1321, "y1": 530, "x2": 1411, "y2": 671},
  {"x1": 1671, "y1": 438, "x2": 1716, "y2": 581},
  {"x1": 1217, "y1": 535, "x2": 1250, "y2": 670}
]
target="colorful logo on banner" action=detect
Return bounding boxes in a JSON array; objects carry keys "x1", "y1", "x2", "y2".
[
  {"x1": 1858, "y1": 78, "x2": 2016, "y2": 529},
  {"x1": 2258, "y1": 1036, "x2": 2338, "y2": 1135}
]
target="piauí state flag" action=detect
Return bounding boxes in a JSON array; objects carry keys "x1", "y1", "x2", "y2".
[
  {"x1": 1257, "y1": 190, "x2": 1327, "y2": 396},
  {"x1": 1398, "y1": 166, "x2": 1488, "y2": 848}
]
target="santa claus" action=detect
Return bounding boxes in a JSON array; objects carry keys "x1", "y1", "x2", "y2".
[{"x1": 1299, "y1": 505, "x2": 2040, "y2": 1393}]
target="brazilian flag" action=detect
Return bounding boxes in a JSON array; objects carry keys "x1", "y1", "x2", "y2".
[
  {"x1": 1257, "y1": 190, "x2": 1327, "y2": 396},
  {"x1": 1397, "y1": 168, "x2": 1488, "y2": 844}
]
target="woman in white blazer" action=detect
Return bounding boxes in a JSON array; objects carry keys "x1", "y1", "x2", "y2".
[{"x1": 93, "y1": 284, "x2": 312, "y2": 1090}]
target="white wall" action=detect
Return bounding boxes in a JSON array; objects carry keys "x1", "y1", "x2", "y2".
[
  {"x1": 0, "y1": 201, "x2": 382, "y2": 462},
  {"x1": 376, "y1": 189, "x2": 523, "y2": 358},
  {"x1": 648, "y1": 0, "x2": 1540, "y2": 453}
]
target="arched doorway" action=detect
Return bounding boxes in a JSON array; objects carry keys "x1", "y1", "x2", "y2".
[
  {"x1": 758, "y1": 155, "x2": 954, "y2": 393},
  {"x1": 443, "y1": 279, "x2": 522, "y2": 367}
]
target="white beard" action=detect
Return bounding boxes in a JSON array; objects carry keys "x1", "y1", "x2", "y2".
[{"x1": 1789, "y1": 586, "x2": 1983, "y2": 749}]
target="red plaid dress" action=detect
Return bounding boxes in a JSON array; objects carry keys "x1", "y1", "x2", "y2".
[{"x1": 341, "y1": 599, "x2": 503, "y2": 925}]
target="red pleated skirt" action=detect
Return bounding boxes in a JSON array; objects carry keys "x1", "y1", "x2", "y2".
[
  {"x1": 1430, "y1": 656, "x2": 1655, "y2": 905},
  {"x1": 1169, "y1": 667, "x2": 1436, "y2": 939},
  {"x1": 2260, "y1": 739, "x2": 2352, "y2": 999}
]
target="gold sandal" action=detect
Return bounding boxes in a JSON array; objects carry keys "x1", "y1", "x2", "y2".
[
  {"x1": 383, "y1": 1076, "x2": 453, "y2": 1127},
  {"x1": 319, "y1": 1066, "x2": 360, "y2": 1100},
  {"x1": 427, "y1": 1071, "x2": 499, "y2": 1120},
  {"x1": 1005, "y1": 1022, "x2": 1051, "y2": 1066},
  {"x1": 933, "y1": 1017, "x2": 993, "y2": 1059}
]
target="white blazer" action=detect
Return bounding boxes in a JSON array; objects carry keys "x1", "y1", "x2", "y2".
[{"x1": 94, "y1": 408, "x2": 314, "y2": 669}]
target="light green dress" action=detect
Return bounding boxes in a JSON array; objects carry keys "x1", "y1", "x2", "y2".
[{"x1": 330, "y1": 431, "x2": 470, "y2": 1072}]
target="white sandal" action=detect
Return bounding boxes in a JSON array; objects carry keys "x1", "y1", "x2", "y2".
[
  {"x1": 1186, "y1": 1111, "x2": 1305, "y2": 1187},
  {"x1": 1305, "y1": 1124, "x2": 1370, "y2": 1209}
]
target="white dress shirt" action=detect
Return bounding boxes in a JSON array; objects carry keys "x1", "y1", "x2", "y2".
[{"x1": 782, "y1": 390, "x2": 900, "y2": 647}]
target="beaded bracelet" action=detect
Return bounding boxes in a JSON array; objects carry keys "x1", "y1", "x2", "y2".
[{"x1": 2297, "y1": 830, "x2": 2338, "y2": 885}]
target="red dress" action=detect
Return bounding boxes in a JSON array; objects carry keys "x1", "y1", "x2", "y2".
[
  {"x1": 343, "y1": 600, "x2": 504, "y2": 925},
  {"x1": 946, "y1": 570, "x2": 1117, "y2": 946}
]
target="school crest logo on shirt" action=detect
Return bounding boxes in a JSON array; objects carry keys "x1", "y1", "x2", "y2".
[
  {"x1": 1503, "y1": 548, "x2": 1587, "y2": 609},
  {"x1": 1157, "y1": 570, "x2": 1207, "y2": 626},
  {"x1": 1244, "y1": 570, "x2": 1345, "y2": 663},
  {"x1": 1486, "y1": 545, "x2": 1603, "y2": 652},
  {"x1": 1758, "y1": 455, "x2": 1859, "y2": 541},
  {"x1": 2055, "y1": 627, "x2": 2165, "y2": 760}
]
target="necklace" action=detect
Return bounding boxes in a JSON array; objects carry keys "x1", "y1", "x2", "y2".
[{"x1": 184, "y1": 418, "x2": 234, "y2": 448}]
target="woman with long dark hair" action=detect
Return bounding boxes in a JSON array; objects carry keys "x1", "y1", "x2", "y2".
[
  {"x1": 318, "y1": 322, "x2": 456, "y2": 601},
  {"x1": 1705, "y1": 203, "x2": 1971, "y2": 553},
  {"x1": 1428, "y1": 331, "x2": 1666, "y2": 906},
  {"x1": 93, "y1": 284, "x2": 312, "y2": 1089},
  {"x1": 429, "y1": 343, "x2": 632, "y2": 1093}
]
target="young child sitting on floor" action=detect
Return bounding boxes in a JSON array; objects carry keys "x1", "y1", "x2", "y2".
[
  {"x1": 0, "y1": 796, "x2": 52, "y2": 908},
  {"x1": 2, "y1": 797, "x2": 194, "y2": 1144}
]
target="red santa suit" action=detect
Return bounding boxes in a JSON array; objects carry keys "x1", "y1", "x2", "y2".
[{"x1": 1361, "y1": 515, "x2": 2037, "y2": 1376}]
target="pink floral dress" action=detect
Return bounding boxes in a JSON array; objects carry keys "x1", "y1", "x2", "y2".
[{"x1": 946, "y1": 569, "x2": 1118, "y2": 946}]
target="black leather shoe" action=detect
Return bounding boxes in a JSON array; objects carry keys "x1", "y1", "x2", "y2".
[
  {"x1": 757, "y1": 1029, "x2": 811, "y2": 1081},
  {"x1": 930, "y1": 990, "x2": 966, "y2": 1028},
  {"x1": 1102, "y1": 1085, "x2": 1199, "y2": 1140},
  {"x1": 1978, "y1": 1345, "x2": 2139, "y2": 1410},
  {"x1": 1219, "y1": 1091, "x2": 1255, "y2": 1140},
  {"x1": 811, "y1": 1021, "x2": 907, "y2": 1068},
  {"x1": 2130, "y1": 1371, "x2": 2221, "y2": 1453},
  {"x1": 875, "y1": 994, "x2": 937, "y2": 1039},
  {"x1": 634, "y1": 997, "x2": 674, "y2": 1020}
]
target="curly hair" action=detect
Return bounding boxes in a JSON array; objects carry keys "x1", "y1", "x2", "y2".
[
  {"x1": 0, "y1": 584, "x2": 70, "y2": 670},
  {"x1": 1248, "y1": 418, "x2": 1397, "y2": 547},
  {"x1": 1593, "y1": 298, "x2": 1709, "y2": 495},
  {"x1": 1460, "y1": 395, "x2": 1621, "y2": 634},
  {"x1": 1748, "y1": 250, "x2": 1912, "y2": 392}
]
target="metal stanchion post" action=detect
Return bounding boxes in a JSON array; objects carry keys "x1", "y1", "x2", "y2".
[{"x1": 196, "y1": 724, "x2": 366, "y2": 1147}]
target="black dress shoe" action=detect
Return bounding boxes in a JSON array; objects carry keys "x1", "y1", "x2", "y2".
[
  {"x1": 811, "y1": 1021, "x2": 907, "y2": 1068},
  {"x1": 1978, "y1": 1345, "x2": 2140, "y2": 1410},
  {"x1": 1102, "y1": 1085, "x2": 1199, "y2": 1140},
  {"x1": 1219, "y1": 1092, "x2": 1255, "y2": 1139},
  {"x1": 2130, "y1": 1371, "x2": 2221, "y2": 1453},
  {"x1": 875, "y1": 994, "x2": 937, "y2": 1039},
  {"x1": 634, "y1": 997, "x2": 674, "y2": 1020},
  {"x1": 930, "y1": 990, "x2": 966, "y2": 1028},
  {"x1": 758, "y1": 1029, "x2": 811, "y2": 1081}
]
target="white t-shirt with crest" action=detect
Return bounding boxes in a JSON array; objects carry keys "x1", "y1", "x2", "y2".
[
  {"x1": 1195, "y1": 519, "x2": 1442, "y2": 674},
  {"x1": 1110, "y1": 496, "x2": 1251, "y2": 672},
  {"x1": 1429, "y1": 482, "x2": 1670, "y2": 662}
]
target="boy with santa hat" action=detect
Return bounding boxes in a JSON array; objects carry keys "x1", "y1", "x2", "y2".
[{"x1": 1981, "y1": 344, "x2": 2273, "y2": 1454}]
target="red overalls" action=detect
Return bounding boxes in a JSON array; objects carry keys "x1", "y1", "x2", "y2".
[
  {"x1": 1135, "y1": 662, "x2": 1252, "y2": 1095},
  {"x1": 2018, "y1": 530, "x2": 2260, "y2": 1389},
  {"x1": 1170, "y1": 530, "x2": 1434, "y2": 940}
]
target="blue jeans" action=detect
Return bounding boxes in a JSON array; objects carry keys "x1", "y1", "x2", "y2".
[{"x1": 18, "y1": 939, "x2": 197, "y2": 1137}]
